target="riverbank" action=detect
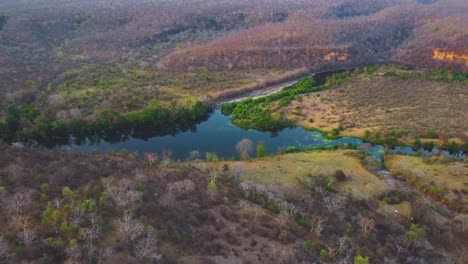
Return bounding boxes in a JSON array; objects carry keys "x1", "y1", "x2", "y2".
[{"x1": 220, "y1": 65, "x2": 467, "y2": 153}]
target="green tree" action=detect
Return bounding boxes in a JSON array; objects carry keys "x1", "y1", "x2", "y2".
[
  {"x1": 354, "y1": 255, "x2": 369, "y2": 264},
  {"x1": 256, "y1": 144, "x2": 267, "y2": 158},
  {"x1": 406, "y1": 224, "x2": 426, "y2": 245}
]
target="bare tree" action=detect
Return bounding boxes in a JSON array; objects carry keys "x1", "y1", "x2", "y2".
[
  {"x1": 188, "y1": 150, "x2": 201, "y2": 161},
  {"x1": 103, "y1": 178, "x2": 142, "y2": 215},
  {"x1": 80, "y1": 214, "x2": 101, "y2": 262},
  {"x1": 323, "y1": 193, "x2": 347, "y2": 221},
  {"x1": 161, "y1": 148, "x2": 172, "y2": 162},
  {"x1": 115, "y1": 213, "x2": 145, "y2": 244},
  {"x1": 144, "y1": 152, "x2": 158, "y2": 166},
  {"x1": 311, "y1": 216, "x2": 326, "y2": 238},
  {"x1": 96, "y1": 247, "x2": 115, "y2": 264},
  {"x1": 18, "y1": 228, "x2": 36, "y2": 248},
  {"x1": 359, "y1": 143, "x2": 372, "y2": 155},
  {"x1": 236, "y1": 138, "x2": 253, "y2": 160},
  {"x1": 65, "y1": 240, "x2": 82, "y2": 263},
  {"x1": 70, "y1": 200, "x2": 85, "y2": 226},
  {"x1": 135, "y1": 227, "x2": 161, "y2": 263},
  {"x1": 231, "y1": 162, "x2": 246, "y2": 183},
  {"x1": 3, "y1": 189, "x2": 34, "y2": 215},
  {"x1": 360, "y1": 217, "x2": 375, "y2": 237},
  {"x1": 0, "y1": 238, "x2": 12, "y2": 264}
]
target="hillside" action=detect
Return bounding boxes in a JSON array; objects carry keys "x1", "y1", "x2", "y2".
[
  {"x1": 0, "y1": 145, "x2": 466, "y2": 263},
  {"x1": 0, "y1": 0, "x2": 467, "y2": 121}
]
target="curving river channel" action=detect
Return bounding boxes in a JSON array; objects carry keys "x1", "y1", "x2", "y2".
[{"x1": 65, "y1": 70, "x2": 464, "y2": 161}]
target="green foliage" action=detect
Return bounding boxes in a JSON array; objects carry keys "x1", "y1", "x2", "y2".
[
  {"x1": 60, "y1": 221, "x2": 74, "y2": 234},
  {"x1": 208, "y1": 179, "x2": 216, "y2": 191},
  {"x1": 365, "y1": 66, "x2": 378, "y2": 74},
  {"x1": 39, "y1": 183, "x2": 49, "y2": 193},
  {"x1": 137, "y1": 183, "x2": 147, "y2": 193},
  {"x1": 41, "y1": 202, "x2": 60, "y2": 225},
  {"x1": 0, "y1": 97, "x2": 208, "y2": 143},
  {"x1": 326, "y1": 176, "x2": 335, "y2": 191},
  {"x1": 354, "y1": 255, "x2": 370, "y2": 264},
  {"x1": 62, "y1": 187, "x2": 74, "y2": 200},
  {"x1": 34, "y1": 173, "x2": 46, "y2": 183},
  {"x1": 364, "y1": 130, "x2": 371, "y2": 139},
  {"x1": 324, "y1": 71, "x2": 352, "y2": 86},
  {"x1": 426, "y1": 69, "x2": 468, "y2": 83},
  {"x1": 205, "y1": 152, "x2": 220, "y2": 161},
  {"x1": 205, "y1": 17, "x2": 218, "y2": 26},
  {"x1": 285, "y1": 146, "x2": 301, "y2": 153},
  {"x1": 43, "y1": 237, "x2": 65, "y2": 249},
  {"x1": 268, "y1": 200, "x2": 280, "y2": 213},
  {"x1": 83, "y1": 199, "x2": 97, "y2": 213},
  {"x1": 15, "y1": 245, "x2": 24, "y2": 257},
  {"x1": 221, "y1": 76, "x2": 320, "y2": 131},
  {"x1": 256, "y1": 144, "x2": 267, "y2": 158},
  {"x1": 277, "y1": 230, "x2": 288, "y2": 241},
  {"x1": 0, "y1": 15, "x2": 8, "y2": 30},
  {"x1": 426, "y1": 130, "x2": 439, "y2": 139},
  {"x1": 304, "y1": 240, "x2": 315, "y2": 250},
  {"x1": 320, "y1": 248, "x2": 329, "y2": 258},
  {"x1": 406, "y1": 224, "x2": 426, "y2": 244},
  {"x1": 20, "y1": 105, "x2": 40, "y2": 121}
]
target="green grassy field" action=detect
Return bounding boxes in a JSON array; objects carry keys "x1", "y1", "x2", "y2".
[{"x1": 206, "y1": 150, "x2": 388, "y2": 199}]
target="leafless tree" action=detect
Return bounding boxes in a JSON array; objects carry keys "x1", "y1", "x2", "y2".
[
  {"x1": 359, "y1": 143, "x2": 372, "y2": 155},
  {"x1": 311, "y1": 216, "x2": 326, "y2": 238},
  {"x1": 0, "y1": 238, "x2": 13, "y2": 264},
  {"x1": 96, "y1": 247, "x2": 115, "y2": 264},
  {"x1": 144, "y1": 152, "x2": 158, "y2": 166},
  {"x1": 323, "y1": 193, "x2": 346, "y2": 221},
  {"x1": 3, "y1": 189, "x2": 34, "y2": 215},
  {"x1": 70, "y1": 200, "x2": 85, "y2": 226},
  {"x1": 18, "y1": 228, "x2": 36, "y2": 248},
  {"x1": 161, "y1": 148, "x2": 172, "y2": 162},
  {"x1": 103, "y1": 178, "x2": 142, "y2": 215},
  {"x1": 383, "y1": 206, "x2": 399, "y2": 226},
  {"x1": 231, "y1": 162, "x2": 246, "y2": 182},
  {"x1": 188, "y1": 150, "x2": 201, "y2": 161},
  {"x1": 135, "y1": 227, "x2": 161, "y2": 263},
  {"x1": 236, "y1": 138, "x2": 253, "y2": 160},
  {"x1": 115, "y1": 213, "x2": 145, "y2": 244},
  {"x1": 80, "y1": 214, "x2": 101, "y2": 262},
  {"x1": 65, "y1": 241, "x2": 82, "y2": 263},
  {"x1": 360, "y1": 217, "x2": 375, "y2": 237}
]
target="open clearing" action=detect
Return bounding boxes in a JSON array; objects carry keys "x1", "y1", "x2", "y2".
[
  {"x1": 206, "y1": 150, "x2": 388, "y2": 199},
  {"x1": 386, "y1": 155, "x2": 467, "y2": 211}
]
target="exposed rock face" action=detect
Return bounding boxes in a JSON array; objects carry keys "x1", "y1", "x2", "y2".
[{"x1": 433, "y1": 49, "x2": 468, "y2": 66}]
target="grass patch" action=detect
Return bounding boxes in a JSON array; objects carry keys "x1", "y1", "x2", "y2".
[
  {"x1": 207, "y1": 150, "x2": 387, "y2": 199},
  {"x1": 386, "y1": 155, "x2": 467, "y2": 212}
]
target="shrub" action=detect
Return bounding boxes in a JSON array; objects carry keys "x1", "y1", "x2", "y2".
[
  {"x1": 354, "y1": 255, "x2": 369, "y2": 264},
  {"x1": 334, "y1": 170, "x2": 346, "y2": 181},
  {"x1": 406, "y1": 224, "x2": 426, "y2": 245},
  {"x1": 256, "y1": 144, "x2": 267, "y2": 158},
  {"x1": 320, "y1": 248, "x2": 328, "y2": 258}
]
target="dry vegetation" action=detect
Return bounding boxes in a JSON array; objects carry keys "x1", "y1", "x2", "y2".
[
  {"x1": 205, "y1": 150, "x2": 387, "y2": 200},
  {"x1": 386, "y1": 155, "x2": 467, "y2": 212},
  {"x1": 1, "y1": 0, "x2": 467, "y2": 120},
  {"x1": 0, "y1": 144, "x2": 467, "y2": 263},
  {"x1": 280, "y1": 67, "x2": 468, "y2": 142}
]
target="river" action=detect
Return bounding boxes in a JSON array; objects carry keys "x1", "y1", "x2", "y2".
[{"x1": 62, "y1": 69, "x2": 464, "y2": 161}]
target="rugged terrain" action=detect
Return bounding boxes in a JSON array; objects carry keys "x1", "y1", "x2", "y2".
[{"x1": 0, "y1": 144, "x2": 466, "y2": 263}]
